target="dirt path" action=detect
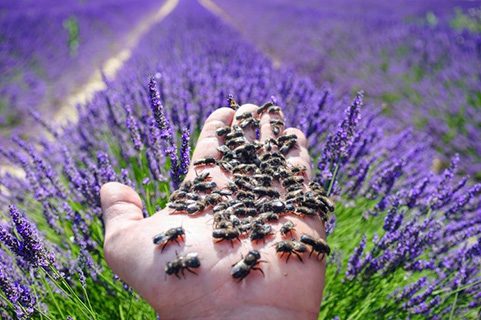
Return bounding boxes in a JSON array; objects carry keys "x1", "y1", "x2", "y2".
[
  {"x1": 54, "y1": 0, "x2": 179, "y2": 125},
  {"x1": 1, "y1": 0, "x2": 179, "y2": 179},
  {"x1": 198, "y1": 0, "x2": 282, "y2": 69}
]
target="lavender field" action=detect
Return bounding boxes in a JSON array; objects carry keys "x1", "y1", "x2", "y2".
[{"x1": 1, "y1": 0, "x2": 480, "y2": 319}]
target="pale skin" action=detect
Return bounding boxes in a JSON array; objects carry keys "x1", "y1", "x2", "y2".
[{"x1": 100, "y1": 104, "x2": 326, "y2": 320}]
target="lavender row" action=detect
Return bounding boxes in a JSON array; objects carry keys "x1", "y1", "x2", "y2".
[
  {"x1": 0, "y1": 0, "x2": 163, "y2": 136},
  {"x1": 213, "y1": 0, "x2": 481, "y2": 179}
]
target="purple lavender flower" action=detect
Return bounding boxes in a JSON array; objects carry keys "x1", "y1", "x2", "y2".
[
  {"x1": 2, "y1": 205, "x2": 54, "y2": 268},
  {"x1": 0, "y1": 251, "x2": 36, "y2": 318},
  {"x1": 124, "y1": 104, "x2": 143, "y2": 152},
  {"x1": 346, "y1": 235, "x2": 366, "y2": 280},
  {"x1": 178, "y1": 128, "x2": 191, "y2": 176}
]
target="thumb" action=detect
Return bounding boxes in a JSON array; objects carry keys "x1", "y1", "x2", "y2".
[{"x1": 100, "y1": 182, "x2": 144, "y2": 239}]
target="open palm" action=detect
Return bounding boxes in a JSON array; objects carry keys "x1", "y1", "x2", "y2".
[{"x1": 100, "y1": 104, "x2": 326, "y2": 320}]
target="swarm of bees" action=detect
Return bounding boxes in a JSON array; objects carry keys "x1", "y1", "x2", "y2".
[{"x1": 154, "y1": 101, "x2": 334, "y2": 280}]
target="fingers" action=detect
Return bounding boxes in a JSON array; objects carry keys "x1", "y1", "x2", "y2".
[
  {"x1": 191, "y1": 108, "x2": 235, "y2": 161},
  {"x1": 232, "y1": 104, "x2": 259, "y2": 141},
  {"x1": 283, "y1": 128, "x2": 312, "y2": 178},
  {"x1": 101, "y1": 182, "x2": 144, "y2": 240},
  {"x1": 259, "y1": 108, "x2": 285, "y2": 142}
]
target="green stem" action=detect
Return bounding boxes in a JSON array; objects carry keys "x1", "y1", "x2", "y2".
[
  {"x1": 82, "y1": 284, "x2": 95, "y2": 317},
  {"x1": 327, "y1": 161, "x2": 340, "y2": 196},
  {"x1": 39, "y1": 275, "x2": 65, "y2": 318},
  {"x1": 45, "y1": 267, "x2": 96, "y2": 319},
  {"x1": 435, "y1": 278, "x2": 481, "y2": 296},
  {"x1": 449, "y1": 292, "x2": 459, "y2": 320}
]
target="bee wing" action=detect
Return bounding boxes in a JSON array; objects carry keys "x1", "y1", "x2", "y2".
[{"x1": 153, "y1": 233, "x2": 167, "y2": 244}]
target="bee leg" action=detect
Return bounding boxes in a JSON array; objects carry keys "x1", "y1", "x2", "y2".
[
  {"x1": 320, "y1": 254, "x2": 325, "y2": 262},
  {"x1": 286, "y1": 252, "x2": 291, "y2": 263},
  {"x1": 252, "y1": 267, "x2": 265, "y2": 277},
  {"x1": 175, "y1": 272, "x2": 181, "y2": 279},
  {"x1": 161, "y1": 242, "x2": 168, "y2": 252},
  {"x1": 186, "y1": 268, "x2": 198, "y2": 275},
  {"x1": 309, "y1": 248, "x2": 314, "y2": 257},
  {"x1": 174, "y1": 239, "x2": 181, "y2": 246},
  {"x1": 293, "y1": 251, "x2": 303, "y2": 263},
  {"x1": 279, "y1": 251, "x2": 285, "y2": 259}
]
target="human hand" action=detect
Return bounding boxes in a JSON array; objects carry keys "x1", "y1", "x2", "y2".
[{"x1": 100, "y1": 104, "x2": 326, "y2": 320}]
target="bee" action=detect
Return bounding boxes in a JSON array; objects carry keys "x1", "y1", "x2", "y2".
[
  {"x1": 238, "y1": 217, "x2": 253, "y2": 234},
  {"x1": 213, "y1": 188, "x2": 234, "y2": 197},
  {"x1": 165, "y1": 252, "x2": 201, "y2": 279},
  {"x1": 282, "y1": 176, "x2": 304, "y2": 188},
  {"x1": 260, "y1": 152, "x2": 273, "y2": 162},
  {"x1": 231, "y1": 250, "x2": 266, "y2": 281},
  {"x1": 295, "y1": 206, "x2": 317, "y2": 216},
  {"x1": 270, "y1": 119, "x2": 285, "y2": 136},
  {"x1": 234, "y1": 178, "x2": 254, "y2": 190},
  {"x1": 168, "y1": 202, "x2": 187, "y2": 212},
  {"x1": 193, "y1": 171, "x2": 211, "y2": 184},
  {"x1": 259, "y1": 212, "x2": 279, "y2": 222},
  {"x1": 204, "y1": 193, "x2": 223, "y2": 206},
  {"x1": 280, "y1": 221, "x2": 296, "y2": 237},
  {"x1": 233, "y1": 207, "x2": 257, "y2": 216},
  {"x1": 213, "y1": 202, "x2": 228, "y2": 213},
  {"x1": 169, "y1": 189, "x2": 188, "y2": 202},
  {"x1": 309, "y1": 181, "x2": 327, "y2": 194},
  {"x1": 212, "y1": 227, "x2": 240, "y2": 246},
  {"x1": 153, "y1": 227, "x2": 185, "y2": 251},
  {"x1": 263, "y1": 157, "x2": 285, "y2": 167},
  {"x1": 217, "y1": 145, "x2": 232, "y2": 154},
  {"x1": 226, "y1": 137, "x2": 246, "y2": 148},
  {"x1": 236, "y1": 111, "x2": 253, "y2": 121},
  {"x1": 186, "y1": 200, "x2": 206, "y2": 214},
  {"x1": 216, "y1": 126, "x2": 231, "y2": 137},
  {"x1": 225, "y1": 130, "x2": 244, "y2": 141},
  {"x1": 277, "y1": 134, "x2": 297, "y2": 144},
  {"x1": 228, "y1": 96, "x2": 240, "y2": 110},
  {"x1": 286, "y1": 184, "x2": 304, "y2": 193},
  {"x1": 286, "y1": 189, "x2": 304, "y2": 200},
  {"x1": 257, "y1": 102, "x2": 273, "y2": 115},
  {"x1": 213, "y1": 211, "x2": 228, "y2": 228},
  {"x1": 274, "y1": 240, "x2": 307, "y2": 262},
  {"x1": 300, "y1": 234, "x2": 331, "y2": 260},
  {"x1": 219, "y1": 161, "x2": 234, "y2": 172},
  {"x1": 233, "y1": 164, "x2": 258, "y2": 174},
  {"x1": 267, "y1": 105, "x2": 281, "y2": 114},
  {"x1": 269, "y1": 200, "x2": 286, "y2": 213},
  {"x1": 192, "y1": 181, "x2": 217, "y2": 192},
  {"x1": 250, "y1": 222, "x2": 273, "y2": 242},
  {"x1": 290, "y1": 165, "x2": 307, "y2": 175},
  {"x1": 193, "y1": 157, "x2": 217, "y2": 166},
  {"x1": 319, "y1": 195, "x2": 335, "y2": 212},
  {"x1": 300, "y1": 197, "x2": 323, "y2": 211},
  {"x1": 253, "y1": 187, "x2": 280, "y2": 198},
  {"x1": 229, "y1": 215, "x2": 242, "y2": 227},
  {"x1": 264, "y1": 138, "x2": 278, "y2": 152},
  {"x1": 236, "y1": 190, "x2": 255, "y2": 200},
  {"x1": 240, "y1": 118, "x2": 260, "y2": 129},
  {"x1": 253, "y1": 174, "x2": 273, "y2": 186},
  {"x1": 179, "y1": 180, "x2": 193, "y2": 192}
]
